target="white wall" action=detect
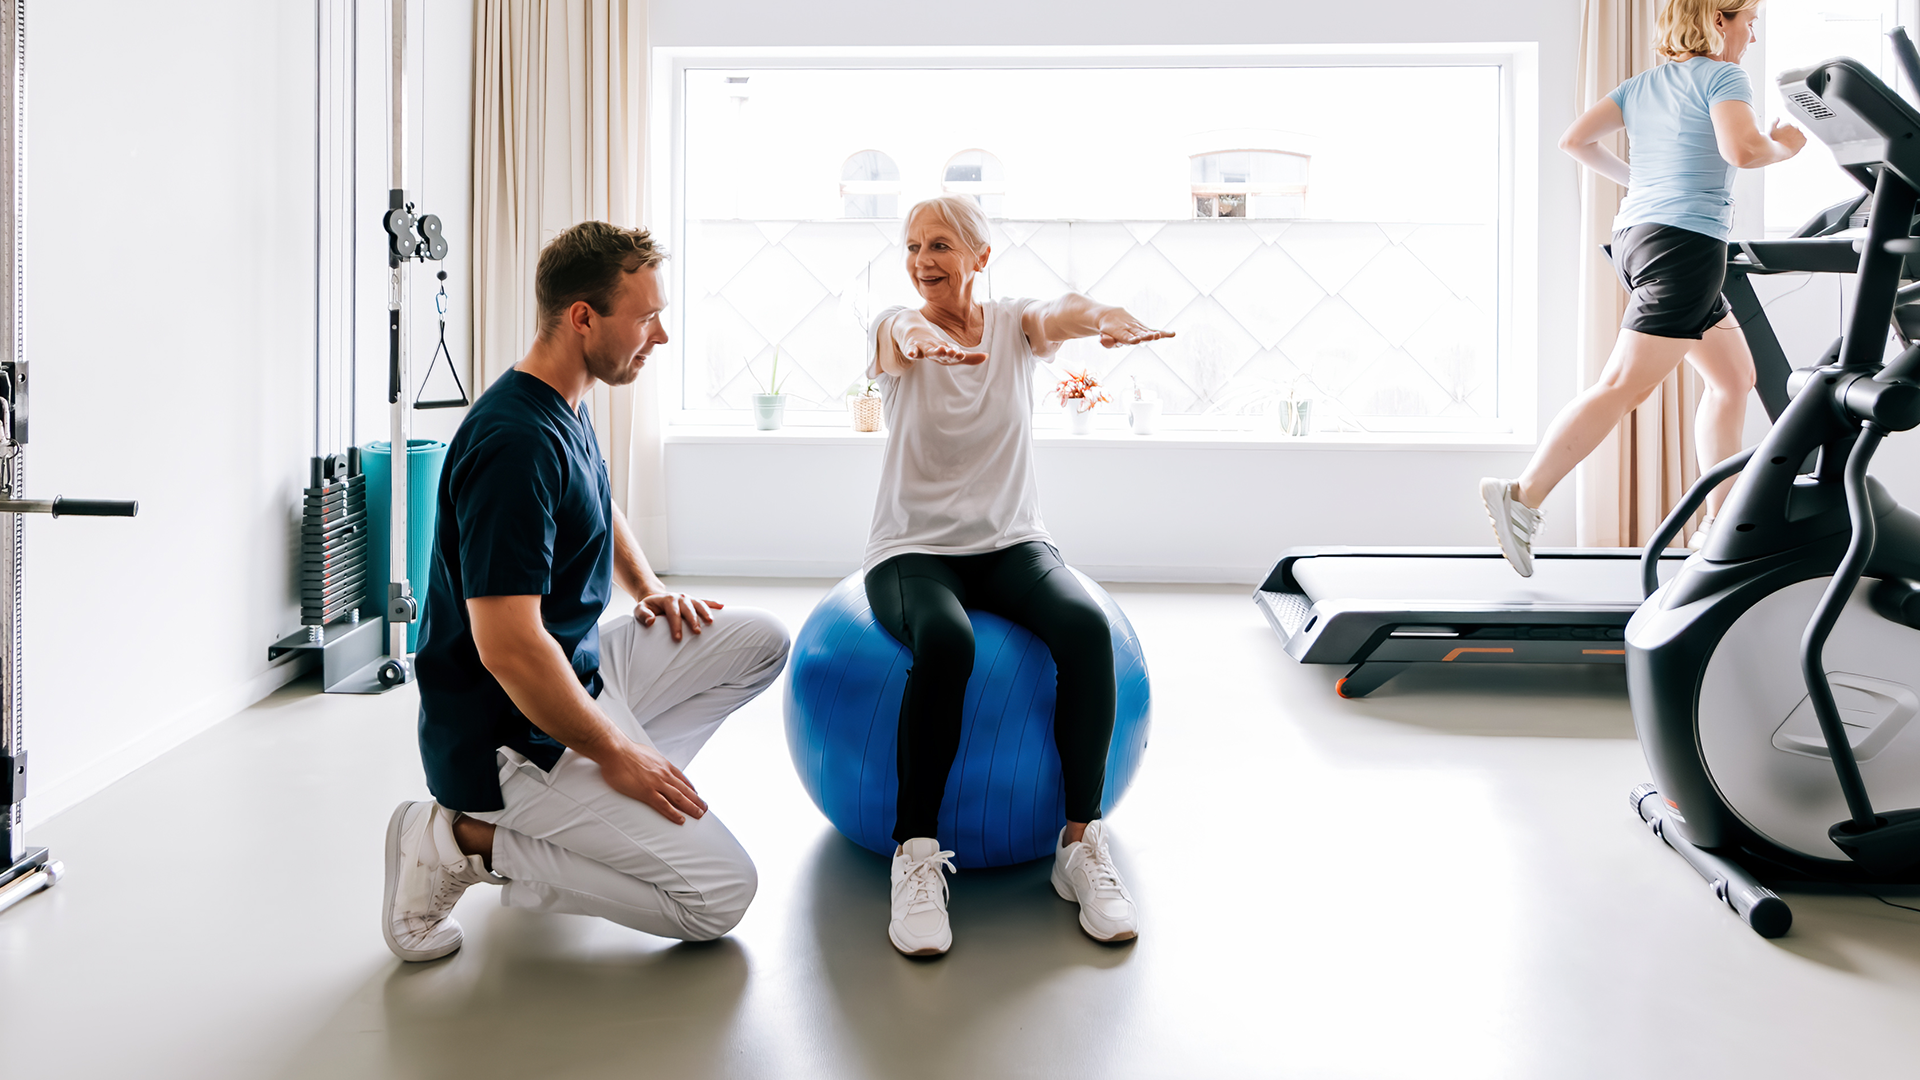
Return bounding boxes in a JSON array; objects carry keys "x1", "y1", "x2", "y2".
[
  {"x1": 648, "y1": 0, "x2": 1585, "y2": 581},
  {"x1": 24, "y1": 1, "x2": 321, "y2": 823}
]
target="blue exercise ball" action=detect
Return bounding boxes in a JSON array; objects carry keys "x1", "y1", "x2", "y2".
[{"x1": 784, "y1": 568, "x2": 1151, "y2": 868}]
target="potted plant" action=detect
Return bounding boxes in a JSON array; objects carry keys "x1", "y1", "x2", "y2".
[
  {"x1": 1054, "y1": 369, "x2": 1111, "y2": 435},
  {"x1": 845, "y1": 376, "x2": 882, "y2": 432},
  {"x1": 752, "y1": 347, "x2": 790, "y2": 431}
]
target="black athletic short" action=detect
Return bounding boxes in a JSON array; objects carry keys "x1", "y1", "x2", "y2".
[{"x1": 1610, "y1": 223, "x2": 1731, "y2": 339}]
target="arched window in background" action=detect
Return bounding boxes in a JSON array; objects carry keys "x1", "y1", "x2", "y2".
[
  {"x1": 841, "y1": 150, "x2": 901, "y2": 219},
  {"x1": 942, "y1": 149, "x2": 1006, "y2": 216},
  {"x1": 1191, "y1": 150, "x2": 1309, "y2": 219}
]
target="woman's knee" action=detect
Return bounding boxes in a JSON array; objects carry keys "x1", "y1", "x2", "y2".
[
  {"x1": 911, "y1": 616, "x2": 975, "y2": 678},
  {"x1": 1043, "y1": 600, "x2": 1115, "y2": 676}
]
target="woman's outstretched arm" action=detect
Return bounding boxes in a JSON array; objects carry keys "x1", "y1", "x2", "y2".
[
  {"x1": 1022, "y1": 293, "x2": 1174, "y2": 357},
  {"x1": 1559, "y1": 97, "x2": 1631, "y2": 186},
  {"x1": 874, "y1": 311, "x2": 989, "y2": 376}
]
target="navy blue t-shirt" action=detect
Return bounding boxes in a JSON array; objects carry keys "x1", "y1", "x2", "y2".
[{"x1": 415, "y1": 369, "x2": 613, "y2": 812}]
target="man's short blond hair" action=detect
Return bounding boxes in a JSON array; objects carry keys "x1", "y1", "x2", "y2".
[{"x1": 1656, "y1": 0, "x2": 1763, "y2": 61}]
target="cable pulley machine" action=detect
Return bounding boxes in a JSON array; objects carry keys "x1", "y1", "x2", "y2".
[{"x1": 0, "y1": 0, "x2": 140, "y2": 917}]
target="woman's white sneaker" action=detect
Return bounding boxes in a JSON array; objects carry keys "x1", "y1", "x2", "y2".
[
  {"x1": 381, "y1": 800, "x2": 494, "y2": 962},
  {"x1": 889, "y1": 838, "x2": 956, "y2": 956},
  {"x1": 1688, "y1": 516, "x2": 1715, "y2": 550},
  {"x1": 1051, "y1": 821, "x2": 1138, "y2": 943},
  {"x1": 1480, "y1": 477, "x2": 1544, "y2": 578}
]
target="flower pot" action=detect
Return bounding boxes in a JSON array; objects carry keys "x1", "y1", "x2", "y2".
[
  {"x1": 1067, "y1": 399, "x2": 1096, "y2": 435},
  {"x1": 1128, "y1": 399, "x2": 1161, "y2": 435},
  {"x1": 850, "y1": 394, "x2": 882, "y2": 432},
  {"x1": 753, "y1": 393, "x2": 788, "y2": 431}
]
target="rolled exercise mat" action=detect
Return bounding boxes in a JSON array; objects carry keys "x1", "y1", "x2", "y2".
[{"x1": 362, "y1": 439, "x2": 448, "y2": 653}]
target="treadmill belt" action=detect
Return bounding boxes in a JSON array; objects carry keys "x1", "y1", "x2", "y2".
[{"x1": 1289, "y1": 553, "x2": 1675, "y2": 608}]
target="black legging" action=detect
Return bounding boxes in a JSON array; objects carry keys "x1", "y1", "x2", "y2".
[{"x1": 866, "y1": 541, "x2": 1116, "y2": 843}]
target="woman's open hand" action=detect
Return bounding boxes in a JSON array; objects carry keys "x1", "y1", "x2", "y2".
[
  {"x1": 899, "y1": 330, "x2": 988, "y2": 366},
  {"x1": 1095, "y1": 309, "x2": 1174, "y2": 349}
]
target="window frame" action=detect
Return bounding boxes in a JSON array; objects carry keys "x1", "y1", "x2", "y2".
[{"x1": 650, "y1": 43, "x2": 1541, "y2": 443}]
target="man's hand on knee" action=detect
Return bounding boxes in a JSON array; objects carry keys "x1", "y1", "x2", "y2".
[
  {"x1": 600, "y1": 740, "x2": 709, "y2": 824},
  {"x1": 637, "y1": 591, "x2": 723, "y2": 641}
]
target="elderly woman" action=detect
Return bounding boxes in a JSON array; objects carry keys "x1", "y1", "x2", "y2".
[{"x1": 864, "y1": 195, "x2": 1172, "y2": 957}]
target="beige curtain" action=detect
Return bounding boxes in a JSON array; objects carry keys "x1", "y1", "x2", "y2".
[
  {"x1": 1573, "y1": 0, "x2": 1705, "y2": 547},
  {"x1": 471, "y1": 0, "x2": 668, "y2": 563}
]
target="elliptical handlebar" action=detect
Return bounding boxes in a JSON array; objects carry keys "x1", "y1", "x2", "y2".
[{"x1": 1639, "y1": 448, "x2": 1755, "y2": 599}]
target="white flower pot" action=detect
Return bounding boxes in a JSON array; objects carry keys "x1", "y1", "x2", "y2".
[
  {"x1": 1128, "y1": 399, "x2": 1160, "y2": 435},
  {"x1": 753, "y1": 393, "x2": 788, "y2": 431},
  {"x1": 1067, "y1": 400, "x2": 1096, "y2": 434}
]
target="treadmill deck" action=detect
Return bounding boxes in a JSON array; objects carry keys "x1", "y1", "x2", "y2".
[{"x1": 1253, "y1": 547, "x2": 1687, "y2": 696}]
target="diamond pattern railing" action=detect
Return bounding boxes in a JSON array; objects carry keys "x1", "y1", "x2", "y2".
[{"x1": 681, "y1": 218, "x2": 1497, "y2": 427}]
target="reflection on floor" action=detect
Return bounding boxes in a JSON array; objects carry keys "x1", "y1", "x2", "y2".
[{"x1": 6, "y1": 580, "x2": 1920, "y2": 1079}]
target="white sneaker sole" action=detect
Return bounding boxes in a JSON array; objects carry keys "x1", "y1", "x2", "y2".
[
  {"x1": 1051, "y1": 862, "x2": 1138, "y2": 943},
  {"x1": 887, "y1": 923, "x2": 950, "y2": 956},
  {"x1": 1479, "y1": 477, "x2": 1535, "y2": 578},
  {"x1": 381, "y1": 800, "x2": 463, "y2": 963}
]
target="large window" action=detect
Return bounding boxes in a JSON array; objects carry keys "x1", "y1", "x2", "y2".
[
  {"x1": 1762, "y1": 0, "x2": 1914, "y2": 235},
  {"x1": 665, "y1": 51, "x2": 1529, "y2": 435}
]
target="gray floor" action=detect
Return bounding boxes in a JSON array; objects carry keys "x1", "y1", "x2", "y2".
[{"x1": 6, "y1": 580, "x2": 1920, "y2": 1079}]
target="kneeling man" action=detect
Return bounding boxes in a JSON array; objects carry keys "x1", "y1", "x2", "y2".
[{"x1": 381, "y1": 221, "x2": 789, "y2": 961}]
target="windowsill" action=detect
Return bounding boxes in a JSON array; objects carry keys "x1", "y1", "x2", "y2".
[{"x1": 664, "y1": 424, "x2": 1534, "y2": 452}]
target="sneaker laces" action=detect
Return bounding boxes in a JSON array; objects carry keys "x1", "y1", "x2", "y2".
[
  {"x1": 898, "y1": 848, "x2": 956, "y2": 913},
  {"x1": 1080, "y1": 836, "x2": 1125, "y2": 899}
]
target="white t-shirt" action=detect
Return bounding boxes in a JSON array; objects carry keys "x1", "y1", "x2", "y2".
[{"x1": 863, "y1": 298, "x2": 1059, "y2": 569}]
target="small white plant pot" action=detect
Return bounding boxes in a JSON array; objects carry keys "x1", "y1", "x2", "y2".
[
  {"x1": 1129, "y1": 399, "x2": 1161, "y2": 435},
  {"x1": 1067, "y1": 399, "x2": 1097, "y2": 435},
  {"x1": 753, "y1": 393, "x2": 788, "y2": 431},
  {"x1": 850, "y1": 394, "x2": 882, "y2": 432}
]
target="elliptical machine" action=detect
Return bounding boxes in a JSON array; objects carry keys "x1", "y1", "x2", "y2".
[{"x1": 1628, "y1": 51, "x2": 1920, "y2": 938}]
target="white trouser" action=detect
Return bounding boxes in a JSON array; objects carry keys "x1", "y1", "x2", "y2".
[{"x1": 465, "y1": 607, "x2": 789, "y2": 941}]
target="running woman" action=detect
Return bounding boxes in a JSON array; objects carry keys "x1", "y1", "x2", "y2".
[{"x1": 1482, "y1": 0, "x2": 1805, "y2": 575}]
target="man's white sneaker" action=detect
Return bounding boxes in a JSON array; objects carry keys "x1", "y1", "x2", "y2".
[
  {"x1": 1480, "y1": 477, "x2": 1544, "y2": 578},
  {"x1": 889, "y1": 837, "x2": 955, "y2": 956},
  {"x1": 381, "y1": 800, "x2": 494, "y2": 962},
  {"x1": 1051, "y1": 821, "x2": 1138, "y2": 943}
]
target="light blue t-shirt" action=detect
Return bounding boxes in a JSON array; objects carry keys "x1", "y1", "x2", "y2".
[{"x1": 1608, "y1": 57, "x2": 1754, "y2": 240}]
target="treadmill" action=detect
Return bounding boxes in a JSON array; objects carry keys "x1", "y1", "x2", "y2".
[{"x1": 1256, "y1": 194, "x2": 1891, "y2": 698}]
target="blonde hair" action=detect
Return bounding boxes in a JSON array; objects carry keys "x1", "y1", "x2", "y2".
[
  {"x1": 1656, "y1": 0, "x2": 1762, "y2": 61},
  {"x1": 903, "y1": 195, "x2": 992, "y2": 258}
]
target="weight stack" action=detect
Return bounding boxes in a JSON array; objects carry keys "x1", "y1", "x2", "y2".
[{"x1": 301, "y1": 449, "x2": 369, "y2": 628}]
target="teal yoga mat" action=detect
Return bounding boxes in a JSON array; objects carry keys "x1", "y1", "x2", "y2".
[{"x1": 362, "y1": 439, "x2": 448, "y2": 654}]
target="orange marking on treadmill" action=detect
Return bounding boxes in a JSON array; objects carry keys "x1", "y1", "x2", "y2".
[
  {"x1": 1440, "y1": 647, "x2": 1515, "y2": 662},
  {"x1": 1582, "y1": 649, "x2": 1626, "y2": 655}
]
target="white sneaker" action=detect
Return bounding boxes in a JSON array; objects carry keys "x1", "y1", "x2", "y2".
[
  {"x1": 382, "y1": 800, "x2": 494, "y2": 962},
  {"x1": 889, "y1": 837, "x2": 956, "y2": 956},
  {"x1": 1480, "y1": 478, "x2": 1543, "y2": 578},
  {"x1": 1688, "y1": 516, "x2": 1715, "y2": 550},
  {"x1": 1051, "y1": 821, "x2": 1138, "y2": 943}
]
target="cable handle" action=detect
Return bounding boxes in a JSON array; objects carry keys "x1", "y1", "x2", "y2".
[{"x1": 0, "y1": 497, "x2": 138, "y2": 517}]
